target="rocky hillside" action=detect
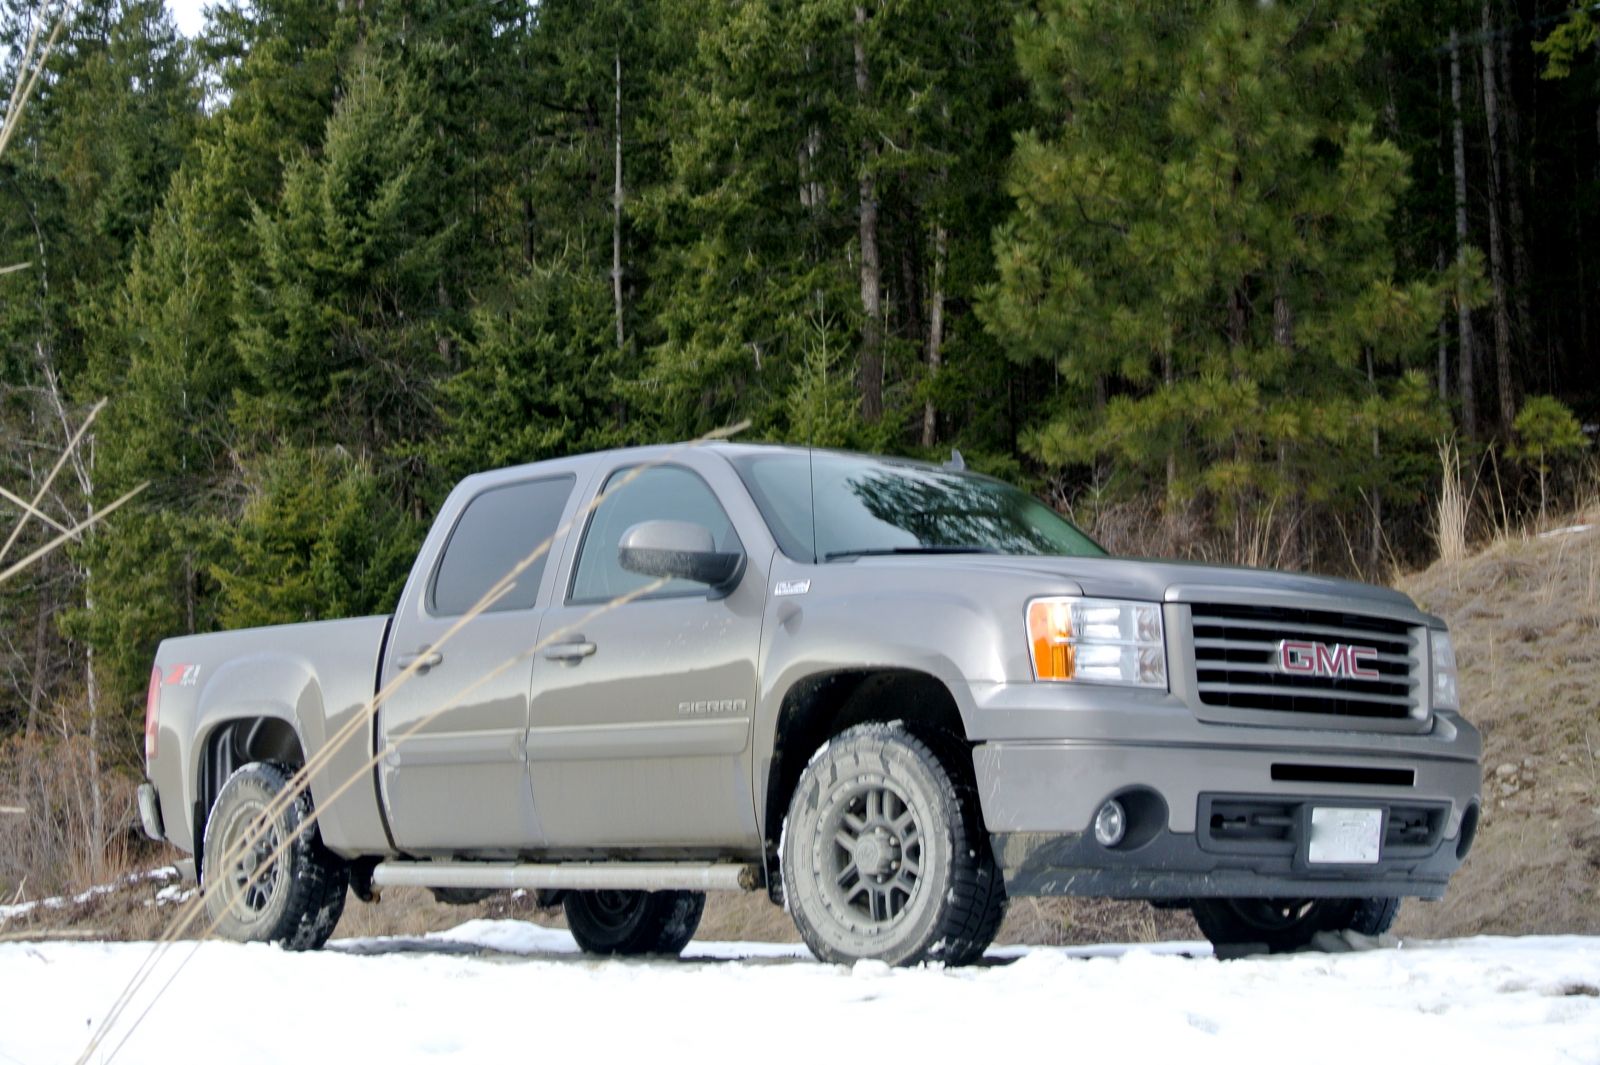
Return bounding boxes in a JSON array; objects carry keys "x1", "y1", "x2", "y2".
[{"x1": 1394, "y1": 511, "x2": 1600, "y2": 939}]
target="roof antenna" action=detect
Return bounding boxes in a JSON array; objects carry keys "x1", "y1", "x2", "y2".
[{"x1": 943, "y1": 448, "x2": 965, "y2": 472}]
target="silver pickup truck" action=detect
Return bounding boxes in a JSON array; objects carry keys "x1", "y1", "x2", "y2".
[{"x1": 138, "y1": 443, "x2": 1481, "y2": 965}]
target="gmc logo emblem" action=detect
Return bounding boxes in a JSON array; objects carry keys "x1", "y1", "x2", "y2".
[{"x1": 1277, "y1": 640, "x2": 1380, "y2": 680}]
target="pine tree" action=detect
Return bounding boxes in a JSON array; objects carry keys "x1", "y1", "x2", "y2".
[
  {"x1": 69, "y1": 1, "x2": 350, "y2": 718},
  {"x1": 230, "y1": 56, "x2": 452, "y2": 463},
  {"x1": 637, "y1": 0, "x2": 1022, "y2": 453},
  {"x1": 212, "y1": 447, "x2": 416, "y2": 630},
  {"x1": 984, "y1": 0, "x2": 1448, "y2": 562},
  {"x1": 432, "y1": 256, "x2": 619, "y2": 480},
  {"x1": 0, "y1": 0, "x2": 201, "y2": 741}
]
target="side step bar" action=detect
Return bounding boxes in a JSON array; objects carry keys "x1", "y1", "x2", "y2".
[{"x1": 371, "y1": 860, "x2": 761, "y2": 894}]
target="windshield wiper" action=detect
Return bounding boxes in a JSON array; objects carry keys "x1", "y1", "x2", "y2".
[{"x1": 823, "y1": 545, "x2": 1000, "y2": 561}]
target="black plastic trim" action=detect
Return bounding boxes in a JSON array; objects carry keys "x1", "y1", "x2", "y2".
[{"x1": 1270, "y1": 763, "x2": 1416, "y2": 787}]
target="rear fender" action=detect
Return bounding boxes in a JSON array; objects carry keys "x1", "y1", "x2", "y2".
[{"x1": 186, "y1": 653, "x2": 339, "y2": 850}]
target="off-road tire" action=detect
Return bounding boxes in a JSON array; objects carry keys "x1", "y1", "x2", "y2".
[
  {"x1": 563, "y1": 889, "x2": 705, "y2": 956},
  {"x1": 1192, "y1": 896, "x2": 1401, "y2": 953},
  {"x1": 200, "y1": 762, "x2": 348, "y2": 951},
  {"x1": 781, "y1": 723, "x2": 1007, "y2": 967}
]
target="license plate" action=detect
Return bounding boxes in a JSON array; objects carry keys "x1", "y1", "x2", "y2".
[{"x1": 1308, "y1": 807, "x2": 1383, "y2": 864}]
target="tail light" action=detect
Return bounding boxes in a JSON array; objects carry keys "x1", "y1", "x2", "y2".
[{"x1": 145, "y1": 665, "x2": 162, "y2": 763}]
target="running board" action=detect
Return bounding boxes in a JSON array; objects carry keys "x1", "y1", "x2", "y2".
[{"x1": 370, "y1": 860, "x2": 761, "y2": 894}]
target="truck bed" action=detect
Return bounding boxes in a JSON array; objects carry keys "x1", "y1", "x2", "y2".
[{"x1": 149, "y1": 615, "x2": 394, "y2": 856}]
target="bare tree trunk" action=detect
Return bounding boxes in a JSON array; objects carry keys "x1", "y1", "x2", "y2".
[
  {"x1": 1274, "y1": 284, "x2": 1303, "y2": 564},
  {"x1": 1449, "y1": 27, "x2": 1479, "y2": 440},
  {"x1": 42, "y1": 364, "x2": 102, "y2": 876},
  {"x1": 1437, "y1": 249, "x2": 1450, "y2": 402},
  {"x1": 1580, "y1": 210, "x2": 1592, "y2": 373},
  {"x1": 25, "y1": 571, "x2": 49, "y2": 737},
  {"x1": 799, "y1": 123, "x2": 823, "y2": 211},
  {"x1": 1498, "y1": 15, "x2": 1535, "y2": 357},
  {"x1": 922, "y1": 221, "x2": 946, "y2": 448},
  {"x1": 1162, "y1": 345, "x2": 1176, "y2": 504},
  {"x1": 854, "y1": 5, "x2": 883, "y2": 423},
  {"x1": 1272, "y1": 288, "x2": 1294, "y2": 350},
  {"x1": 611, "y1": 50, "x2": 625, "y2": 353},
  {"x1": 898, "y1": 221, "x2": 924, "y2": 353},
  {"x1": 1480, "y1": 4, "x2": 1517, "y2": 438},
  {"x1": 1367, "y1": 349, "x2": 1382, "y2": 570}
]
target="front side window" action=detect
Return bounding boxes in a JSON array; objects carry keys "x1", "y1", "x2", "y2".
[
  {"x1": 430, "y1": 475, "x2": 575, "y2": 616},
  {"x1": 570, "y1": 465, "x2": 740, "y2": 603}
]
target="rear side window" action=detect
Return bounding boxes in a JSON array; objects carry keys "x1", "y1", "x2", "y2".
[
  {"x1": 570, "y1": 465, "x2": 739, "y2": 603},
  {"x1": 430, "y1": 475, "x2": 575, "y2": 616}
]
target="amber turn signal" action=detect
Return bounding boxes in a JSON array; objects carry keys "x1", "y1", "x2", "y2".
[{"x1": 1028, "y1": 599, "x2": 1077, "y2": 680}]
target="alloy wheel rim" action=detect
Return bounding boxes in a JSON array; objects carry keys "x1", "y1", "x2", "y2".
[
  {"x1": 588, "y1": 890, "x2": 642, "y2": 929},
  {"x1": 225, "y1": 802, "x2": 282, "y2": 918},
  {"x1": 821, "y1": 779, "x2": 924, "y2": 928}
]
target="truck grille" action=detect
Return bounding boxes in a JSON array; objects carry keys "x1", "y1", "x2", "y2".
[{"x1": 1190, "y1": 603, "x2": 1421, "y2": 721}]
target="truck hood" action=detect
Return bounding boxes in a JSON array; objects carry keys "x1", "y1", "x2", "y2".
[{"x1": 839, "y1": 554, "x2": 1431, "y2": 624}]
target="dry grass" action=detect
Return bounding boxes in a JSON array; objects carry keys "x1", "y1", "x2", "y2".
[
  {"x1": 0, "y1": 857, "x2": 184, "y2": 943},
  {"x1": 1393, "y1": 501, "x2": 1600, "y2": 939},
  {"x1": 319, "y1": 886, "x2": 1203, "y2": 948},
  {"x1": 7, "y1": 873, "x2": 1206, "y2": 951},
  {"x1": 1436, "y1": 438, "x2": 1469, "y2": 564},
  {"x1": 0, "y1": 725, "x2": 144, "y2": 897}
]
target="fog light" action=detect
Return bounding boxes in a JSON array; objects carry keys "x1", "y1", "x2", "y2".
[{"x1": 1093, "y1": 799, "x2": 1127, "y2": 848}]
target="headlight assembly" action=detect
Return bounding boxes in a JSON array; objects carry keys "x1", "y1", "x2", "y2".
[
  {"x1": 1431, "y1": 629, "x2": 1459, "y2": 711},
  {"x1": 1027, "y1": 596, "x2": 1167, "y2": 688}
]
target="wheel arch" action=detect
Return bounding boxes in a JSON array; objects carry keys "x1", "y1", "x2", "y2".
[
  {"x1": 192, "y1": 712, "x2": 307, "y2": 874},
  {"x1": 761, "y1": 668, "x2": 973, "y2": 864}
]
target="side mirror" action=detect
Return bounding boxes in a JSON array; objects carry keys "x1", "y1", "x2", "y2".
[{"x1": 617, "y1": 520, "x2": 743, "y2": 589}]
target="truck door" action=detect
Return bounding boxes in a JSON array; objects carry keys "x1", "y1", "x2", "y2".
[
  {"x1": 529, "y1": 458, "x2": 768, "y2": 849},
  {"x1": 378, "y1": 473, "x2": 578, "y2": 852}
]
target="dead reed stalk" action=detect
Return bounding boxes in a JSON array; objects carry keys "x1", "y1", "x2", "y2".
[{"x1": 1436, "y1": 437, "x2": 1468, "y2": 564}]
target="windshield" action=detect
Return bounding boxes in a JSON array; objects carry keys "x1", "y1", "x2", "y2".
[{"x1": 728, "y1": 450, "x2": 1106, "y2": 563}]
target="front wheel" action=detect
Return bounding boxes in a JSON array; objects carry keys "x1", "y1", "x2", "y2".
[
  {"x1": 562, "y1": 889, "x2": 705, "y2": 956},
  {"x1": 1191, "y1": 897, "x2": 1400, "y2": 953},
  {"x1": 200, "y1": 762, "x2": 348, "y2": 950},
  {"x1": 781, "y1": 723, "x2": 1006, "y2": 967}
]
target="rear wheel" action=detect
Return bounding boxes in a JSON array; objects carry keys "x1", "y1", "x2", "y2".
[
  {"x1": 200, "y1": 762, "x2": 348, "y2": 951},
  {"x1": 562, "y1": 889, "x2": 705, "y2": 956},
  {"x1": 1192, "y1": 897, "x2": 1400, "y2": 953}
]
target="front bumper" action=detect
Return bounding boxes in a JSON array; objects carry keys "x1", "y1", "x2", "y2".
[{"x1": 973, "y1": 738, "x2": 1481, "y2": 900}]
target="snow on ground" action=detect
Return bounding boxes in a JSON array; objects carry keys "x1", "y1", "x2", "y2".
[
  {"x1": 0, "y1": 867, "x2": 182, "y2": 922},
  {"x1": 1, "y1": 925, "x2": 1598, "y2": 1065},
  {"x1": 1537, "y1": 523, "x2": 1595, "y2": 538}
]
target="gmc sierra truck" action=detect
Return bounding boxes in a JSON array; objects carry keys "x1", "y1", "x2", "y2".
[{"x1": 138, "y1": 443, "x2": 1481, "y2": 965}]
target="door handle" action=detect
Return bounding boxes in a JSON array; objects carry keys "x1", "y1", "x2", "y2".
[
  {"x1": 396, "y1": 650, "x2": 444, "y2": 673},
  {"x1": 542, "y1": 639, "x2": 597, "y2": 662}
]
